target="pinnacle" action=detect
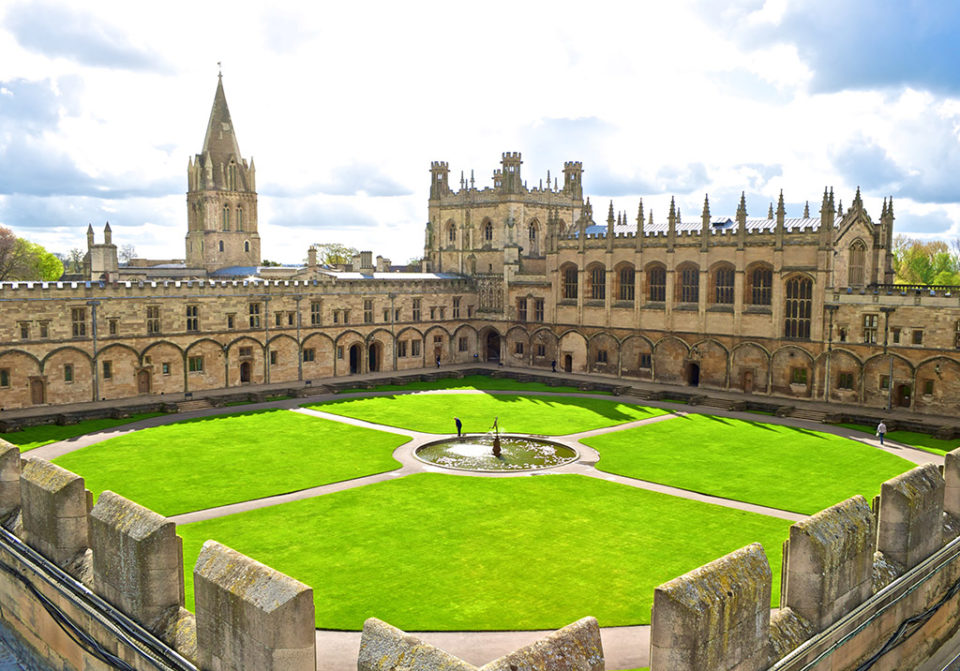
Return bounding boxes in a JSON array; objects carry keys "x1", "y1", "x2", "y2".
[{"x1": 201, "y1": 74, "x2": 242, "y2": 165}]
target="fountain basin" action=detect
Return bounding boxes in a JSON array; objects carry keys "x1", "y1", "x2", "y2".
[{"x1": 415, "y1": 435, "x2": 578, "y2": 472}]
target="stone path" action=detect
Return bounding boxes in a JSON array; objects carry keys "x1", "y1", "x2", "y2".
[{"x1": 30, "y1": 388, "x2": 947, "y2": 671}]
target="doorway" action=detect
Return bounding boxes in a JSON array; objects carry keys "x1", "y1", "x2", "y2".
[
  {"x1": 742, "y1": 370, "x2": 754, "y2": 394},
  {"x1": 368, "y1": 343, "x2": 380, "y2": 372},
  {"x1": 29, "y1": 379, "x2": 44, "y2": 405},
  {"x1": 485, "y1": 332, "x2": 501, "y2": 362},
  {"x1": 239, "y1": 361, "x2": 251, "y2": 384},
  {"x1": 563, "y1": 354, "x2": 573, "y2": 373},
  {"x1": 686, "y1": 362, "x2": 701, "y2": 387},
  {"x1": 349, "y1": 344, "x2": 361, "y2": 374},
  {"x1": 895, "y1": 384, "x2": 911, "y2": 407},
  {"x1": 137, "y1": 370, "x2": 151, "y2": 394}
]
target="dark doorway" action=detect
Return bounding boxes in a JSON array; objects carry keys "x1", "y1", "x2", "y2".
[
  {"x1": 349, "y1": 344, "x2": 361, "y2": 374},
  {"x1": 564, "y1": 354, "x2": 573, "y2": 373},
  {"x1": 687, "y1": 362, "x2": 701, "y2": 387},
  {"x1": 240, "y1": 361, "x2": 251, "y2": 384},
  {"x1": 137, "y1": 370, "x2": 151, "y2": 394},
  {"x1": 30, "y1": 379, "x2": 44, "y2": 405},
  {"x1": 485, "y1": 332, "x2": 500, "y2": 361},
  {"x1": 368, "y1": 343, "x2": 380, "y2": 372},
  {"x1": 895, "y1": 384, "x2": 911, "y2": 407},
  {"x1": 742, "y1": 370, "x2": 753, "y2": 394}
]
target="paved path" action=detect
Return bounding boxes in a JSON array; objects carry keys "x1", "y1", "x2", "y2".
[{"x1": 31, "y1": 387, "x2": 947, "y2": 670}]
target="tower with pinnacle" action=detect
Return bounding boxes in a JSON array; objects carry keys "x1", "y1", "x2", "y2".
[{"x1": 185, "y1": 74, "x2": 260, "y2": 272}]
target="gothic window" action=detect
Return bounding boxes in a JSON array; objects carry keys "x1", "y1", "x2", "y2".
[
  {"x1": 146, "y1": 306, "x2": 161, "y2": 335},
  {"x1": 516, "y1": 298, "x2": 527, "y2": 321},
  {"x1": 848, "y1": 240, "x2": 866, "y2": 287},
  {"x1": 784, "y1": 277, "x2": 813, "y2": 340},
  {"x1": 714, "y1": 266, "x2": 735, "y2": 304},
  {"x1": 648, "y1": 265, "x2": 666, "y2": 302},
  {"x1": 528, "y1": 222, "x2": 539, "y2": 255},
  {"x1": 237, "y1": 206, "x2": 243, "y2": 231},
  {"x1": 678, "y1": 265, "x2": 699, "y2": 303},
  {"x1": 222, "y1": 206, "x2": 230, "y2": 231},
  {"x1": 617, "y1": 265, "x2": 635, "y2": 302},
  {"x1": 186, "y1": 305, "x2": 199, "y2": 332},
  {"x1": 447, "y1": 221, "x2": 456, "y2": 244},
  {"x1": 249, "y1": 302, "x2": 261, "y2": 328},
  {"x1": 562, "y1": 264, "x2": 578, "y2": 300},
  {"x1": 218, "y1": 240, "x2": 224, "y2": 252},
  {"x1": 227, "y1": 162, "x2": 238, "y2": 190},
  {"x1": 749, "y1": 266, "x2": 773, "y2": 305},
  {"x1": 483, "y1": 220, "x2": 493, "y2": 242},
  {"x1": 244, "y1": 240, "x2": 250, "y2": 253},
  {"x1": 588, "y1": 264, "x2": 606, "y2": 300},
  {"x1": 862, "y1": 314, "x2": 878, "y2": 343}
]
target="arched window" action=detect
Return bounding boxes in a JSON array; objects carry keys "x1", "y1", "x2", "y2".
[
  {"x1": 749, "y1": 266, "x2": 772, "y2": 305},
  {"x1": 784, "y1": 277, "x2": 813, "y2": 340},
  {"x1": 588, "y1": 264, "x2": 606, "y2": 300},
  {"x1": 528, "y1": 222, "x2": 539, "y2": 255},
  {"x1": 447, "y1": 221, "x2": 456, "y2": 244},
  {"x1": 617, "y1": 264, "x2": 635, "y2": 301},
  {"x1": 678, "y1": 265, "x2": 699, "y2": 303},
  {"x1": 222, "y1": 205, "x2": 230, "y2": 231},
  {"x1": 218, "y1": 240, "x2": 224, "y2": 252},
  {"x1": 562, "y1": 265, "x2": 578, "y2": 299},
  {"x1": 848, "y1": 240, "x2": 866, "y2": 287},
  {"x1": 714, "y1": 266, "x2": 734, "y2": 304},
  {"x1": 227, "y1": 162, "x2": 238, "y2": 190},
  {"x1": 244, "y1": 240, "x2": 250, "y2": 253},
  {"x1": 648, "y1": 265, "x2": 666, "y2": 302},
  {"x1": 483, "y1": 220, "x2": 493, "y2": 242},
  {"x1": 236, "y1": 206, "x2": 243, "y2": 231}
]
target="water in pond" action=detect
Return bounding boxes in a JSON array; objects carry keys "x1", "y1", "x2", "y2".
[{"x1": 415, "y1": 435, "x2": 578, "y2": 472}]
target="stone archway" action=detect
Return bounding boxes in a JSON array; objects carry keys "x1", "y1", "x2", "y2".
[
  {"x1": 368, "y1": 342, "x2": 381, "y2": 372},
  {"x1": 30, "y1": 378, "x2": 45, "y2": 405},
  {"x1": 686, "y1": 362, "x2": 701, "y2": 387},
  {"x1": 137, "y1": 369, "x2": 151, "y2": 394},
  {"x1": 240, "y1": 361, "x2": 251, "y2": 384},
  {"x1": 485, "y1": 332, "x2": 501, "y2": 362},
  {"x1": 349, "y1": 344, "x2": 362, "y2": 374}
]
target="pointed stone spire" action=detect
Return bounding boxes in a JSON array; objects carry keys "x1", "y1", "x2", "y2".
[
  {"x1": 881, "y1": 197, "x2": 888, "y2": 218},
  {"x1": 887, "y1": 196, "x2": 894, "y2": 218},
  {"x1": 648, "y1": 210, "x2": 654, "y2": 227},
  {"x1": 819, "y1": 187, "x2": 834, "y2": 249},
  {"x1": 736, "y1": 192, "x2": 747, "y2": 250},
  {"x1": 103, "y1": 221, "x2": 112, "y2": 245},
  {"x1": 701, "y1": 194, "x2": 711, "y2": 250},
  {"x1": 837, "y1": 199, "x2": 843, "y2": 218},
  {"x1": 768, "y1": 203, "x2": 774, "y2": 219},
  {"x1": 86, "y1": 224, "x2": 95, "y2": 248},
  {"x1": 775, "y1": 190, "x2": 785, "y2": 250},
  {"x1": 803, "y1": 200, "x2": 810, "y2": 218},
  {"x1": 776, "y1": 190, "x2": 786, "y2": 221},
  {"x1": 667, "y1": 197, "x2": 677, "y2": 251},
  {"x1": 202, "y1": 75, "x2": 242, "y2": 167},
  {"x1": 607, "y1": 200, "x2": 615, "y2": 223},
  {"x1": 636, "y1": 199, "x2": 644, "y2": 250},
  {"x1": 852, "y1": 186, "x2": 863, "y2": 211}
]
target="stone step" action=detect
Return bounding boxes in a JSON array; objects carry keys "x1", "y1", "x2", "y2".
[
  {"x1": 177, "y1": 399, "x2": 213, "y2": 413},
  {"x1": 790, "y1": 408, "x2": 828, "y2": 422},
  {"x1": 698, "y1": 397, "x2": 736, "y2": 409}
]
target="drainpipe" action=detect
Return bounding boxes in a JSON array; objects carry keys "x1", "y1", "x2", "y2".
[
  {"x1": 87, "y1": 300, "x2": 100, "y2": 401},
  {"x1": 294, "y1": 295, "x2": 303, "y2": 381},
  {"x1": 881, "y1": 306, "x2": 896, "y2": 410},
  {"x1": 824, "y1": 304, "x2": 837, "y2": 402}
]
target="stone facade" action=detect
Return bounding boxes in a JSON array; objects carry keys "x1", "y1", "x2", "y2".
[{"x1": 1, "y1": 78, "x2": 960, "y2": 416}]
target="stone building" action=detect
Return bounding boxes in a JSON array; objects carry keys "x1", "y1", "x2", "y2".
[{"x1": 1, "y1": 77, "x2": 959, "y2": 415}]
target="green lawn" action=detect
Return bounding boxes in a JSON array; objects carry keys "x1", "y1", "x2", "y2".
[
  {"x1": 177, "y1": 473, "x2": 791, "y2": 631},
  {"x1": 1, "y1": 412, "x2": 165, "y2": 451},
  {"x1": 338, "y1": 375, "x2": 598, "y2": 395},
  {"x1": 838, "y1": 423, "x2": 959, "y2": 456},
  {"x1": 54, "y1": 410, "x2": 407, "y2": 516},
  {"x1": 584, "y1": 415, "x2": 915, "y2": 515},
  {"x1": 306, "y1": 393, "x2": 667, "y2": 435}
]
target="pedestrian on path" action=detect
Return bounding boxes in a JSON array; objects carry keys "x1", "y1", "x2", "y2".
[
  {"x1": 551, "y1": 359, "x2": 557, "y2": 373},
  {"x1": 455, "y1": 417, "x2": 462, "y2": 437},
  {"x1": 877, "y1": 420, "x2": 887, "y2": 445}
]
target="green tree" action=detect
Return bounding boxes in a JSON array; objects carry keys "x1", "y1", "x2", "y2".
[
  {"x1": 311, "y1": 243, "x2": 358, "y2": 266},
  {"x1": 892, "y1": 236, "x2": 960, "y2": 285},
  {"x1": 0, "y1": 227, "x2": 63, "y2": 280}
]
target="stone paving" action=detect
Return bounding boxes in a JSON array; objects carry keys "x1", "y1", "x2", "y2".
[{"x1": 28, "y1": 384, "x2": 947, "y2": 671}]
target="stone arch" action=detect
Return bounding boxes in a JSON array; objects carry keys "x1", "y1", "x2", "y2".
[
  {"x1": 587, "y1": 331, "x2": 619, "y2": 375},
  {"x1": 451, "y1": 324, "x2": 479, "y2": 363},
  {"x1": 141, "y1": 340, "x2": 184, "y2": 362},
  {"x1": 505, "y1": 325, "x2": 531, "y2": 365},
  {"x1": 266, "y1": 333, "x2": 300, "y2": 384},
  {"x1": 745, "y1": 261, "x2": 773, "y2": 306},
  {"x1": 526, "y1": 218, "x2": 541, "y2": 256},
  {"x1": 848, "y1": 238, "x2": 867, "y2": 287},
  {"x1": 41, "y1": 347, "x2": 92, "y2": 405},
  {"x1": 708, "y1": 261, "x2": 736, "y2": 305},
  {"x1": 653, "y1": 336, "x2": 690, "y2": 383},
  {"x1": 914, "y1": 356, "x2": 960, "y2": 413},
  {"x1": 529, "y1": 328, "x2": 559, "y2": 369},
  {"x1": 863, "y1": 352, "x2": 915, "y2": 410},
  {"x1": 783, "y1": 273, "x2": 815, "y2": 340},
  {"x1": 689, "y1": 338, "x2": 729, "y2": 388},
  {"x1": 584, "y1": 261, "x2": 606, "y2": 302},
  {"x1": 613, "y1": 261, "x2": 636, "y2": 302},
  {"x1": 482, "y1": 218, "x2": 494, "y2": 246},
  {"x1": 770, "y1": 345, "x2": 816, "y2": 397},
  {"x1": 424, "y1": 325, "x2": 453, "y2": 365},
  {"x1": 558, "y1": 330, "x2": 588, "y2": 373},
  {"x1": 478, "y1": 325, "x2": 503, "y2": 363},
  {"x1": 730, "y1": 342, "x2": 770, "y2": 393},
  {"x1": 621, "y1": 334, "x2": 654, "y2": 379},
  {"x1": 302, "y1": 332, "x2": 335, "y2": 379},
  {"x1": 140, "y1": 341, "x2": 184, "y2": 396},
  {"x1": 227, "y1": 336, "x2": 265, "y2": 387},
  {"x1": 445, "y1": 218, "x2": 457, "y2": 248},
  {"x1": 95, "y1": 343, "x2": 140, "y2": 402},
  {"x1": 365, "y1": 328, "x2": 394, "y2": 373},
  {"x1": 560, "y1": 261, "x2": 579, "y2": 300},
  {"x1": 0, "y1": 350, "x2": 43, "y2": 409},
  {"x1": 675, "y1": 261, "x2": 700, "y2": 304},
  {"x1": 334, "y1": 329, "x2": 366, "y2": 346},
  {"x1": 823, "y1": 348, "x2": 864, "y2": 403},
  {"x1": 645, "y1": 261, "x2": 667, "y2": 302},
  {"x1": 185, "y1": 339, "x2": 226, "y2": 392}
]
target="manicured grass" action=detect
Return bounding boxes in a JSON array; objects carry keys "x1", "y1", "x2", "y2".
[
  {"x1": 178, "y1": 473, "x2": 791, "y2": 630},
  {"x1": 838, "y1": 423, "x2": 959, "y2": 456},
  {"x1": 338, "y1": 374, "x2": 598, "y2": 395},
  {"x1": 53, "y1": 410, "x2": 407, "y2": 516},
  {"x1": 1, "y1": 412, "x2": 165, "y2": 451},
  {"x1": 584, "y1": 414, "x2": 915, "y2": 515},
  {"x1": 306, "y1": 393, "x2": 666, "y2": 435}
]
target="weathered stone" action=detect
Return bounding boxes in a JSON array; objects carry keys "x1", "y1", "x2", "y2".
[
  {"x1": 768, "y1": 607, "x2": 814, "y2": 661},
  {"x1": 783, "y1": 495, "x2": 875, "y2": 631},
  {"x1": 650, "y1": 543, "x2": 771, "y2": 671},
  {"x1": 944, "y1": 448, "x2": 960, "y2": 520},
  {"x1": 358, "y1": 618, "x2": 476, "y2": 671},
  {"x1": 194, "y1": 540, "x2": 315, "y2": 671},
  {"x1": 482, "y1": 617, "x2": 603, "y2": 671},
  {"x1": 877, "y1": 463, "x2": 944, "y2": 571},
  {"x1": 19, "y1": 458, "x2": 89, "y2": 571},
  {"x1": 0, "y1": 439, "x2": 21, "y2": 521},
  {"x1": 89, "y1": 491, "x2": 184, "y2": 632}
]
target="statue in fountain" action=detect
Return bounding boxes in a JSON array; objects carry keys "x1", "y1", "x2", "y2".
[{"x1": 492, "y1": 417, "x2": 502, "y2": 457}]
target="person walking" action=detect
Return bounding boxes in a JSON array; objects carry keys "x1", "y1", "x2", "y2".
[
  {"x1": 454, "y1": 417, "x2": 462, "y2": 437},
  {"x1": 551, "y1": 359, "x2": 557, "y2": 373},
  {"x1": 876, "y1": 420, "x2": 887, "y2": 446}
]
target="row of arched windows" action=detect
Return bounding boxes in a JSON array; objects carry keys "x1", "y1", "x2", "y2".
[
  {"x1": 444, "y1": 220, "x2": 541, "y2": 254},
  {"x1": 222, "y1": 205, "x2": 243, "y2": 232},
  {"x1": 558, "y1": 263, "x2": 779, "y2": 308}
]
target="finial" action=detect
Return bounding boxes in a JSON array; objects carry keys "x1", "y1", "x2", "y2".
[
  {"x1": 803, "y1": 200, "x2": 810, "y2": 218},
  {"x1": 702, "y1": 194, "x2": 710, "y2": 218},
  {"x1": 767, "y1": 202, "x2": 774, "y2": 219},
  {"x1": 217, "y1": 61, "x2": 222, "y2": 78},
  {"x1": 837, "y1": 199, "x2": 843, "y2": 216}
]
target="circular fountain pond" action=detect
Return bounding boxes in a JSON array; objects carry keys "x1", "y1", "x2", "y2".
[{"x1": 415, "y1": 435, "x2": 578, "y2": 472}]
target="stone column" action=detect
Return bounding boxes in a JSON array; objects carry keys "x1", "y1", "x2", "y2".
[{"x1": 877, "y1": 463, "x2": 944, "y2": 571}]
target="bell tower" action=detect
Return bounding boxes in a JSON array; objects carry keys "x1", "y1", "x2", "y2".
[{"x1": 185, "y1": 74, "x2": 261, "y2": 272}]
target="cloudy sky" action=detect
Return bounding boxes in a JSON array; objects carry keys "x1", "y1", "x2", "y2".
[{"x1": 2, "y1": 0, "x2": 960, "y2": 265}]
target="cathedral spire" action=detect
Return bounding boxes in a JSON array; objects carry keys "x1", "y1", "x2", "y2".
[{"x1": 202, "y1": 75, "x2": 242, "y2": 167}]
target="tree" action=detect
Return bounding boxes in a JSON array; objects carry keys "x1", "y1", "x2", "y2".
[
  {"x1": 119, "y1": 244, "x2": 137, "y2": 264},
  {"x1": 892, "y1": 235, "x2": 960, "y2": 286},
  {"x1": 261, "y1": 259, "x2": 282, "y2": 267},
  {"x1": 311, "y1": 243, "x2": 358, "y2": 266},
  {"x1": 67, "y1": 248, "x2": 84, "y2": 273},
  {"x1": 406, "y1": 256, "x2": 424, "y2": 272},
  {"x1": 0, "y1": 227, "x2": 64, "y2": 280}
]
